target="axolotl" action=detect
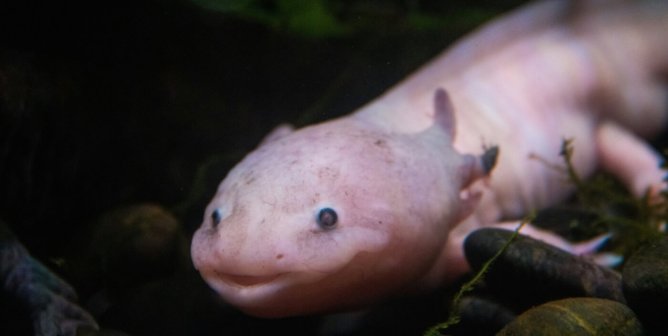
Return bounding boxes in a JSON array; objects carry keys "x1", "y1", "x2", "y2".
[{"x1": 191, "y1": 0, "x2": 668, "y2": 317}]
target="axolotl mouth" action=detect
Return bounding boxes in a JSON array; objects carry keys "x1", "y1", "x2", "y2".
[
  {"x1": 202, "y1": 270, "x2": 304, "y2": 305},
  {"x1": 215, "y1": 272, "x2": 284, "y2": 287}
]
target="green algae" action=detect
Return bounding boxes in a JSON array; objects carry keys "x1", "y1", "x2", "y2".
[{"x1": 424, "y1": 218, "x2": 530, "y2": 336}]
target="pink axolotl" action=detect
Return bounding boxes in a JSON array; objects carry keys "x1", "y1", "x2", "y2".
[{"x1": 191, "y1": 0, "x2": 668, "y2": 317}]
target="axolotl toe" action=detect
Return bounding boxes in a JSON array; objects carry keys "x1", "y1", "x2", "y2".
[{"x1": 192, "y1": 0, "x2": 668, "y2": 317}]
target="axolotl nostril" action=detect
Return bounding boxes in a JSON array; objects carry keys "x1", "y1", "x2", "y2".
[{"x1": 191, "y1": 0, "x2": 668, "y2": 318}]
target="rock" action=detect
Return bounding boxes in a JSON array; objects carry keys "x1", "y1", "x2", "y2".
[
  {"x1": 497, "y1": 298, "x2": 643, "y2": 336},
  {"x1": 450, "y1": 296, "x2": 516, "y2": 335},
  {"x1": 0, "y1": 219, "x2": 99, "y2": 336},
  {"x1": 86, "y1": 204, "x2": 188, "y2": 289},
  {"x1": 622, "y1": 236, "x2": 668, "y2": 334},
  {"x1": 464, "y1": 228, "x2": 625, "y2": 310}
]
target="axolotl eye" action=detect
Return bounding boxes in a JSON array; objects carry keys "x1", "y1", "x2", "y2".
[
  {"x1": 316, "y1": 207, "x2": 338, "y2": 230},
  {"x1": 211, "y1": 208, "x2": 224, "y2": 228}
]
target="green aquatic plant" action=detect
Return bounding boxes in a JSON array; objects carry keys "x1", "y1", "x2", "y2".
[
  {"x1": 557, "y1": 139, "x2": 666, "y2": 257},
  {"x1": 187, "y1": 0, "x2": 510, "y2": 38},
  {"x1": 528, "y1": 138, "x2": 665, "y2": 255},
  {"x1": 424, "y1": 218, "x2": 529, "y2": 336},
  {"x1": 189, "y1": 0, "x2": 349, "y2": 38}
]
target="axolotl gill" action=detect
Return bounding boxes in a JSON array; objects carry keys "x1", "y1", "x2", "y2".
[{"x1": 192, "y1": 0, "x2": 668, "y2": 317}]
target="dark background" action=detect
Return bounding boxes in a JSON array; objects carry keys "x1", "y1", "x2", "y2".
[{"x1": 0, "y1": 0, "x2": 528, "y2": 257}]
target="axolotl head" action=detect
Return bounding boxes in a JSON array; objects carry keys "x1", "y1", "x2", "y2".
[{"x1": 191, "y1": 89, "x2": 493, "y2": 317}]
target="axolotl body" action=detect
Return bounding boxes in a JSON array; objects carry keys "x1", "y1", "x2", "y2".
[{"x1": 192, "y1": 0, "x2": 668, "y2": 317}]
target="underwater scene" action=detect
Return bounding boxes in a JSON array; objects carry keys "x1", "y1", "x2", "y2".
[{"x1": 1, "y1": 0, "x2": 667, "y2": 335}]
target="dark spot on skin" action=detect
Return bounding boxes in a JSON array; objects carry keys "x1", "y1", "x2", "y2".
[
  {"x1": 241, "y1": 169, "x2": 257, "y2": 185},
  {"x1": 276, "y1": 254, "x2": 284, "y2": 260},
  {"x1": 317, "y1": 166, "x2": 340, "y2": 180},
  {"x1": 369, "y1": 138, "x2": 395, "y2": 163},
  {"x1": 310, "y1": 193, "x2": 321, "y2": 205},
  {"x1": 317, "y1": 207, "x2": 338, "y2": 230}
]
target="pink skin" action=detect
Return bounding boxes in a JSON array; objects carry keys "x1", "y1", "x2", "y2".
[
  {"x1": 191, "y1": 95, "x2": 484, "y2": 317},
  {"x1": 192, "y1": 0, "x2": 668, "y2": 317}
]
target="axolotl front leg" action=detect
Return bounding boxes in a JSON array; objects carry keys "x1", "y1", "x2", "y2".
[
  {"x1": 596, "y1": 121, "x2": 667, "y2": 200},
  {"x1": 428, "y1": 105, "x2": 667, "y2": 288},
  {"x1": 497, "y1": 121, "x2": 667, "y2": 247}
]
